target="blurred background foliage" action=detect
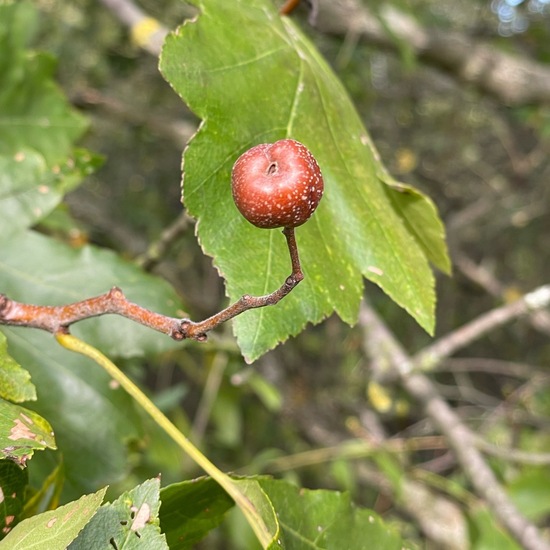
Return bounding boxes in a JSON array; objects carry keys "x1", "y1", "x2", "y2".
[{"x1": 21, "y1": 0, "x2": 550, "y2": 547}]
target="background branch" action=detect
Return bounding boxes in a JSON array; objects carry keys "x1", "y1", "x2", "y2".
[
  {"x1": 414, "y1": 284, "x2": 550, "y2": 371},
  {"x1": 360, "y1": 299, "x2": 550, "y2": 550},
  {"x1": 314, "y1": 0, "x2": 550, "y2": 105},
  {"x1": 99, "y1": 0, "x2": 168, "y2": 55}
]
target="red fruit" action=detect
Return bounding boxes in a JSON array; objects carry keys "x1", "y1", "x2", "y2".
[{"x1": 231, "y1": 139, "x2": 324, "y2": 229}]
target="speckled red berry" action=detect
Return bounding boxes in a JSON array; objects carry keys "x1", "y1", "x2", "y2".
[{"x1": 231, "y1": 139, "x2": 324, "y2": 229}]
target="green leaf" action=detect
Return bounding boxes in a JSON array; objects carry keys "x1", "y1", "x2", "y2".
[
  {"x1": 0, "y1": 3, "x2": 96, "y2": 242},
  {"x1": 258, "y1": 479, "x2": 411, "y2": 549},
  {"x1": 0, "y1": 149, "x2": 102, "y2": 242},
  {"x1": 0, "y1": 327, "x2": 139, "y2": 499},
  {"x1": 160, "y1": 0, "x2": 446, "y2": 361},
  {"x1": 69, "y1": 478, "x2": 167, "y2": 549},
  {"x1": 0, "y1": 332, "x2": 35, "y2": 403},
  {"x1": 0, "y1": 2, "x2": 88, "y2": 168},
  {"x1": 232, "y1": 478, "x2": 280, "y2": 549},
  {"x1": 0, "y1": 460, "x2": 28, "y2": 540},
  {"x1": 159, "y1": 476, "x2": 234, "y2": 549},
  {"x1": 23, "y1": 461, "x2": 64, "y2": 519},
  {"x1": 0, "y1": 398, "x2": 55, "y2": 466},
  {"x1": 0, "y1": 486, "x2": 107, "y2": 549},
  {"x1": 468, "y1": 504, "x2": 521, "y2": 550},
  {"x1": 507, "y1": 467, "x2": 550, "y2": 521},
  {"x1": 0, "y1": 231, "x2": 186, "y2": 358},
  {"x1": 379, "y1": 176, "x2": 451, "y2": 274}
]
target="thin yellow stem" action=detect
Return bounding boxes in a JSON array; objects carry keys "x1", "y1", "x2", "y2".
[{"x1": 55, "y1": 333, "x2": 273, "y2": 547}]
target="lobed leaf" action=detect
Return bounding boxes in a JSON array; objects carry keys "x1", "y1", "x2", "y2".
[{"x1": 160, "y1": 0, "x2": 449, "y2": 361}]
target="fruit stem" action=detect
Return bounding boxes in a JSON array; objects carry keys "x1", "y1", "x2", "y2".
[
  {"x1": 182, "y1": 227, "x2": 304, "y2": 339},
  {"x1": 283, "y1": 226, "x2": 303, "y2": 283}
]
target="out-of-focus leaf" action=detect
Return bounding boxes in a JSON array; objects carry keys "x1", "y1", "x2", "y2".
[
  {"x1": 0, "y1": 398, "x2": 55, "y2": 466},
  {"x1": 258, "y1": 478, "x2": 412, "y2": 549},
  {"x1": 0, "y1": 332, "x2": 35, "y2": 403},
  {"x1": 0, "y1": 3, "x2": 98, "y2": 241},
  {"x1": 247, "y1": 373, "x2": 283, "y2": 413},
  {"x1": 0, "y1": 327, "x2": 139, "y2": 499},
  {"x1": 0, "y1": 2, "x2": 88, "y2": 167},
  {"x1": 0, "y1": 460, "x2": 28, "y2": 540},
  {"x1": 468, "y1": 504, "x2": 521, "y2": 550},
  {"x1": 159, "y1": 476, "x2": 234, "y2": 550},
  {"x1": 507, "y1": 467, "x2": 550, "y2": 521},
  {"x1": 160, "y1": 0, "x2": 448, "y2": 361},
  {"x1": 211, "y1": 391, "x2": 243, "y2": 448},
  {"x1": 0, "y1": 231, "x2": 186, "y2": 358},
  {"x1": 69, "y1": 477, "x2": 167, "y2": 549},
  {"x1": 0, "y1": 487, "x2": 107, "y2": 549},
  {"x1": 23, "y1": 461, "x2": 64, "y2": 519},
  {"x1": 0, "y1": 149, "x2": 102, "y2": 242}
]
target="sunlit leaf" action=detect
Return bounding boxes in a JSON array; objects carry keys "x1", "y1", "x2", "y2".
[
  {"x1": 0, "y1": 487, "x2": 107, "y2": 549},
  {"x1": 160, "y1": 0, "x2": 448, "y2": 361}
]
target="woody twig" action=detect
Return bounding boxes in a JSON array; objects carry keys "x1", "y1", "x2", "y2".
[{"x1": 0, "y1": 228, "x2": 303, "y2": 342}]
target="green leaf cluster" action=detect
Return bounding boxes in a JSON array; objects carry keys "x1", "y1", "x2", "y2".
[
  {"x1": 0, "y1": 0, "x2": 184, "y2": 535},
  {"x1": 0, "y1": 0, "x2": 187, "y2": 504},
  {"x1": 0, "y1": 1, "x2": 447, "y2": 548}
]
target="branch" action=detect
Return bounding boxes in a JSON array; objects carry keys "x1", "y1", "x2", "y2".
[
  {"x1": 0, "y1": 228, "x2": 303, "y2": 342},
  {"x1": 100, "y1": 0, "x2": 550, "y2": 106},
  {"x1": 475, "y1": 437, "x2": 550, "y2": 466},
  {"x1": 136, "y1": 211, "x2": 194, "y2": 271},
  {"x1": 414, "y1": 284, "x2": 550, "y2": 371},
  {"x1": 359, "y1": 299, "x2": 550, "y2": 550},
  {"x1": 314, "y1": 0, "x2": 550, "y2": 106},
  {"x1": 99, "y1": 0, "x2": 168, "y2": 56},
  {"x1": 454, "y1": 253, "x2": 550, "y2": 337}
]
